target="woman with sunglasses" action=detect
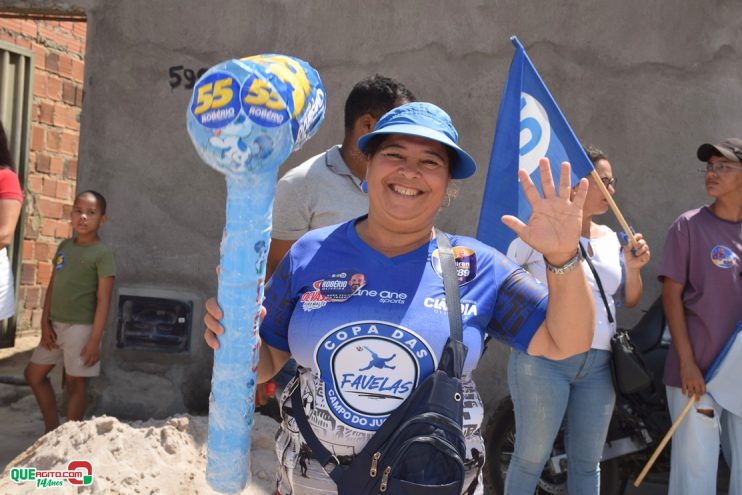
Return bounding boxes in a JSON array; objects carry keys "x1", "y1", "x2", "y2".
[
  {"x1": 205, "y1": 102, "x2": 596, "y2": 494},
  {"x1": 505, "y1": 145, "x2": 651, "y2": 494}
]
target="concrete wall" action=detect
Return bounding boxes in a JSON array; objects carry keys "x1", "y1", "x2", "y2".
[{"x1": 6, "y1": 0, "x2": 742, "y2": 418}]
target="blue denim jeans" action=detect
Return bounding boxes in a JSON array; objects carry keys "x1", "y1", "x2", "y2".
[{"x1": 505, "y1": 348, "x2": 615, "y2": 495}]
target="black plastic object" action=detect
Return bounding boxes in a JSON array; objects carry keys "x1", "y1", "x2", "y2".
[{"x1": 116, "y1": 295, "x2": 192, "y2": 352}]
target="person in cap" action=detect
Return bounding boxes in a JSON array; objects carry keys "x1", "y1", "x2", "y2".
[
  {"x1": 204, "y1": 102, "x2": 595, "y2": 494},
  {"x1": 505, "y1": 145, "x2": 651, "y2": 494},
  {"x1": 659, "y1": 138, "x2": 742, "y2": 495}
]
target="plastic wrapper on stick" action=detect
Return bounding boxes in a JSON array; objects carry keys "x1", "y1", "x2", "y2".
[{"x1": 186, "y1": 54, "x2": 325, "y2": 493}]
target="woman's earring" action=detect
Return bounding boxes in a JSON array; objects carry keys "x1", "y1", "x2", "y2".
[
  {"x1": 360, "y1": 179, "x2": 368, "y2": 193},
  {"x1": 442, "y1": 195, "x2": 452, "y2": 208}
]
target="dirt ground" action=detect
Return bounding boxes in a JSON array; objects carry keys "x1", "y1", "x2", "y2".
[
  {"x1": 0, "y1": 331, "x2": 278, "y2": 494},
  {"x1": 1, "y1": 332, "x2": 729, "y2": 495},
  {"x1": 0, "y1": 331, "x2": 61, "y2": 472}
]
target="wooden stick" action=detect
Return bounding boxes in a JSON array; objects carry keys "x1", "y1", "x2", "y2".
[
  {"x1": 590, "y1": 170, "x2": 637, "y2": 246},
  {"x1": 633, "y1": 396, "x2": 696, "y2": 487}
]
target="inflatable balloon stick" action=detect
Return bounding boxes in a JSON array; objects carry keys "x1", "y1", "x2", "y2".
[{"x1": 186, "y1": 55, "x2": 325, "y2": 493}]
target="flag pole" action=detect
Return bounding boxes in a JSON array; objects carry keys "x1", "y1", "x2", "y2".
[
  {"x1": 590, "y1": 170, "x2": 638, "y2": 246},
  {"x1": 633, "y1": 395, "x2": 696, "y2": 487}
]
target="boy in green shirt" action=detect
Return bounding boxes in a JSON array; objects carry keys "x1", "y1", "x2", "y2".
[{"x1": 25, "y1": 190, "x2": 116, "y2": 432}]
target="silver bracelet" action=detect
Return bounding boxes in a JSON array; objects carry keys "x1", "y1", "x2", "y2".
[{"x1": 543, "y1": 249, "x2": 582, "y2": 275}]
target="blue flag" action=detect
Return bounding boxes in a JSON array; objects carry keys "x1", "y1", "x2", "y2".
[
  {"x1": 477, "y1": 36, "x2": 595, "y2": 256},
  {"x1": 704, "y1": 320, "x2": 742, "y2": 417}
]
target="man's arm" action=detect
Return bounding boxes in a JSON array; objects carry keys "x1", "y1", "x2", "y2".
[{"x1": 267, "y1": 238, "x2": 296, "y2": 280}]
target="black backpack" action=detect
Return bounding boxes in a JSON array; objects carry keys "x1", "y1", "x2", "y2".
[{"x1": 288, "y1": 230, "x2": 469, "y2": 494}]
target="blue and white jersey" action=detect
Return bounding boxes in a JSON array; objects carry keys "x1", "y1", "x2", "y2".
[{"x1": 261, "y1": 217, "x2": 547, "y2": 457}]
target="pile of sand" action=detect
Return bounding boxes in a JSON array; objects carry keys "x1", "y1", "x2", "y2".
[{"x1": 0, "y1": 414, "x2": 279, "y2": 494}]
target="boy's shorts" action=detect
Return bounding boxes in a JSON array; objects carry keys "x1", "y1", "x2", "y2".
[{"x1": 30, "y1": 322, "x2": 100, "y2": 377}]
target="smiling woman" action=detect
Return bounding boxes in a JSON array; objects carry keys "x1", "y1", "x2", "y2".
[
  {"x1": 358, "y1": 135, "x2": 451, "y2": 255},
  {"x1": 204, "y1": 101, "x2": 596, "y2": 495}
]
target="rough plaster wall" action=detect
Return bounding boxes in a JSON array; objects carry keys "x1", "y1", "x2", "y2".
[
  {"x1": 8, "y1": 0, "x2": 742, "y2": 418},
  {"x1": 0, "y1": 0, "x2": 91, "y2": 13}
]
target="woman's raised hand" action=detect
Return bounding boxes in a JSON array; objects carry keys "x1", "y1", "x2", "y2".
[{"x1": 502, "y1": 158, "x2": 589, "y2": 264}]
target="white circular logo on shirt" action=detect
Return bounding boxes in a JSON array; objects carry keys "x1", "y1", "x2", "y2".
[
  {"x1": 519, "y1": 92, "x2": 551, "y2": 176},
  {"x1": 315, "y1": 321, "x2": 436, "y2": 431}
]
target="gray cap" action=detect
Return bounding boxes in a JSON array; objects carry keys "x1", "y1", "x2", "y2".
[{"x1": 697, "y1": 138, "x2": 742, "y2": 163}]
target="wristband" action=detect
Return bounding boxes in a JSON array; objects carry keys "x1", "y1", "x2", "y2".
[{"x1": 543, "y1": 249, "x2": 582, "y2": 275}]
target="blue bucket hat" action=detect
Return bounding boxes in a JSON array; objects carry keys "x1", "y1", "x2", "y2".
[{"x1": 357, "y1": 102, "x2": 477, "y2": 179}]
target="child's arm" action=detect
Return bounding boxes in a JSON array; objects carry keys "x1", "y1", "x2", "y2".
[
  {"x1": 80, "y1": 276, "x2": 115, "y2": 367},
  {"x1": 40, "y1": 270, "x2": 58, "y2": 350}
]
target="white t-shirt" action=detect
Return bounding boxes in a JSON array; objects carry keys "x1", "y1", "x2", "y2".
[
  {"x1": 272, "y1": 145, "x2": 368, "y2": 240},
  {"x1": 510, "y1": 225, "x2": 624, "y2": 350}
]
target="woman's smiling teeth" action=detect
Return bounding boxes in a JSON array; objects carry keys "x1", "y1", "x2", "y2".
[{"x1": 391, "y1": 184, "x2": 420, "y2": 196}]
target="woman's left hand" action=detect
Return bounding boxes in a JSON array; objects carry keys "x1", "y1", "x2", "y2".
[
  {"x1": 624, "y1": 232, "x2": 650, "y2": 270},
  {"x1": 502, "y1": 158, "x2": 589, "y2": 264},
  {"x1": 204, "y1": 297, "x2": 266, "y2": 351}
]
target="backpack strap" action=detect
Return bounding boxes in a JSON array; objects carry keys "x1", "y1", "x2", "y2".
[
  {"x1": 288, "y1": 378, "x2": 340, "y2": 473},
  {"x1": 434, "y1": 230, "x2": 467, "y2": 379},
  {"x1": 435, "y1": 230, "x2": 463, "y2": 343},
  {"x1": 579, "y1": 242, "x2": 614, "y2": 324}
]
